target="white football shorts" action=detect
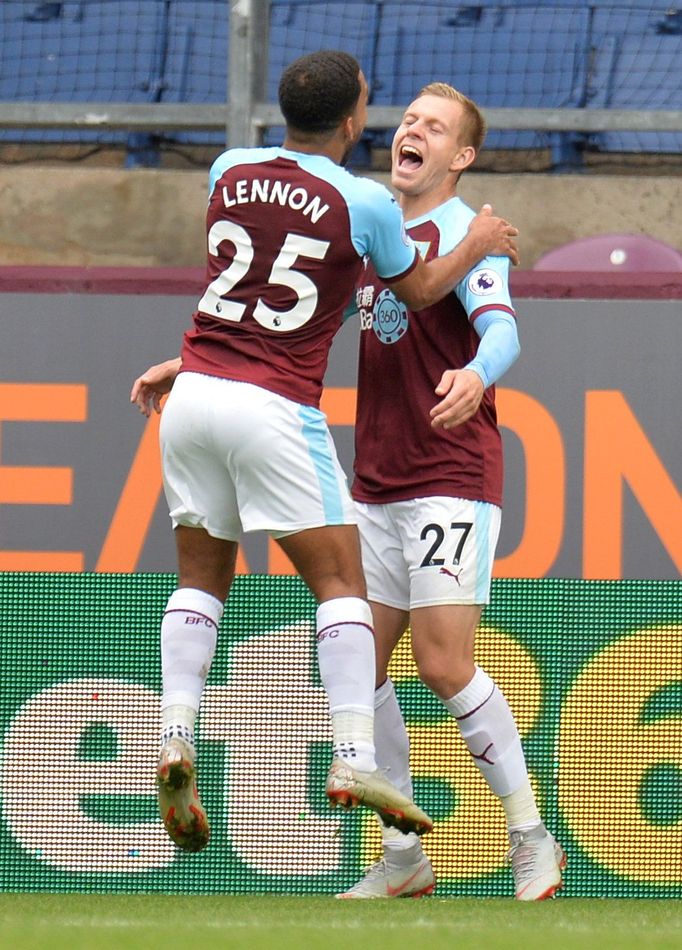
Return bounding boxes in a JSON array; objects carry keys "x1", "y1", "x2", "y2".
[
  {"x1": 160, "y1": 372, "x2": 357, "y2": 540},
  {"x1": 355, "y1": 495, "x2": 502, "y2": 610}
]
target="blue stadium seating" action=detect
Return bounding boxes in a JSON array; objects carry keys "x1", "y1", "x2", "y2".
[
  {"x1": 266, "y1": 0, "x2": 380, "y2": 101},
  {"x1": 370, "y1": 2, "x2": 591, "y2": 164},
  {"x1": 0, "y1": 1, "x2": 167, "y2": 157},
  {"x1": 159, "y1": 0, "x2": 229, "y2": 147},
  {"x1": 160, "y1": 0, "x2": 381, "y2": 158},
  {"x1": 1, "y1": 0, "x2": 681, "y2": 168},
  {"x1": 263, "y1": 0, "x2": 381, "y2": 161},
  {"x1": 586, "y1": 5, "x2": 682, "y2": 155}
]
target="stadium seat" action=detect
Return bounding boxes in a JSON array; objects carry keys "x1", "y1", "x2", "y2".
[
  {"x1": 587, "y1": 29, "x2": 682, "y2": 154},
  {"x1": 3, "y1": 0, "x2": 681, "y2": 172},
  {"x1": 263, "y1": 0, "x2": 382, "y2": 162},
  {"x1": 159, "y1": 0, "x2": 229, "y2": 147},
  {"x1": 0, "y1": 1, "x2": 167, "y2": 158},
  {"x1": 533, "y1": 233, "x2": 682, "y2": 272},
  {"x1": 162, "y1": 0, "x2": 381, "y2": 159},
  {"x1": 267, "y1": 0, "x2": 380, "y2": 100},
  {"x1": 371, "y1": 1, "x2": 591, "y2": 163}
]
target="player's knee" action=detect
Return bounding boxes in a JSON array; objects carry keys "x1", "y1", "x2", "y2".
[
  {"x1": 417, "y1": 656, "x2": 475, "y2": 701},
  {"x1": 299, "y1": 557, "x2": 367, "y2": 602},
  {"x1": 414, "y1": 654, "x2": 443, "y2": 693}
]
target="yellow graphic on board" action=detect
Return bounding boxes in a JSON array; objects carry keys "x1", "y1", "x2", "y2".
[{"x1": 359, "y1": 625, "x2": 545, "y2": 880}]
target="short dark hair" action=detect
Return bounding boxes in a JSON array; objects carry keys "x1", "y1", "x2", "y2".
[{"x1": 279, "y1": 50, "x2": 361, "y2": 134}]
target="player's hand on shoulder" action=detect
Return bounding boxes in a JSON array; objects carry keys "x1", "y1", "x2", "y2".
[
  {"x1": 468, "y1": 204, "x2": 520, "y2": 266},
  {"x1": 130, "y1": 357, "x2": 182, "y2": 417},
  {"x1": 430, "y1": 368, "x2": 485, "y2": 430}
]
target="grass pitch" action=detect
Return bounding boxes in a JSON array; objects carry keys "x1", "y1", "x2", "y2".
[{"x1": 1, "y1": 894, "x2": 680, "y2": 950}]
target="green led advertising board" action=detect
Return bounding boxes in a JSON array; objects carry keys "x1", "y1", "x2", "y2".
[{"x1": 0, "y1": 574, "x2": 679, "y2": 897}]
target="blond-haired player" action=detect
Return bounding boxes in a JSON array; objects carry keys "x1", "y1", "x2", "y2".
[{"x1": 340, "y1": 83, "x2": 566, "y2": 901}]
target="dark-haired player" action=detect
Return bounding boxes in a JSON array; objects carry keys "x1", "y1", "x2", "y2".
[
  {"x1": 338, "y1": 83, "x2": 566, "y2": 901},
  {"x1": 130, "y1": 52, "x2": 519, "y2": 854}
]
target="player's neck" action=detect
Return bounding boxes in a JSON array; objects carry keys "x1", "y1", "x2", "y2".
[
  {"x1": 400, "y1": 184, "x2": 458, "y2": 222},
  {"x1": 282, "y1": 131, "x2": 347, "y2": 165}
]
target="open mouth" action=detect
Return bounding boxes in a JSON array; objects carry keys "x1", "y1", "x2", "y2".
[{"x1": 398, "y1": 144, "x2": 423, "y2": 170}]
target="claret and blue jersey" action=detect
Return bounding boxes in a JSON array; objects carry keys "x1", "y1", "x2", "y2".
[
  {"x1": 352, "y1": 196, "x2": 520, "y2": 509},
  {"x1": 180, "y1": 146, "x2": 418, "y2": 408}
]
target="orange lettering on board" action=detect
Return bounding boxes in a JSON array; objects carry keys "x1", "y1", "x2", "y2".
[
  {"x1": 583, "y1": 391, "x2": 682, "y2": 579},
  {"x1": 0, "y1": 383, "x2": 87, "y2": 423},
  {"x1": 97, "y1": 404, "x2": 250, "y2": 574},
  {"x1": 495, "y1": 388, "x2": 565, "y2": 578},
  {"x1": 0, "y1": 466, "x2": 72, "y2": 504},
  {"x1": 0, "y1": 383, "x2": 86, "y2": 571},
  {"x1": 267, "y1": 537, "x2": 297, "y2": 575},
  {"x1": 320, "y1": 387, "x2": 357, "y2": 425},
  {"x1": 96, "y1": 410, "x2": 164, "y2": 572},
  {"x1": 0, "y1": 551, "x2": 83, "y2": 571}
]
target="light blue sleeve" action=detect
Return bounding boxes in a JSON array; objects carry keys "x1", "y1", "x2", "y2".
[
  {"x1": 465, "y1": 312, "x2": 520, "y2": 388},
  {"x1": 455, "y1": 254, "x2": 514, "y2": 314},
  {"x1": 347, "y1": 180, "x2": 417, "y2": 281},
  {"x1": 454, "y1": 255, "x2": 520, "y2": 388}
]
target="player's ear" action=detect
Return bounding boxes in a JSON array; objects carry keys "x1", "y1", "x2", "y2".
[
  {"x1": 342, "y1": 114, "x2": 355, "y2": 142},
  {"x1": 450, "y1": 145, "x2": 476, "y2": 173}
]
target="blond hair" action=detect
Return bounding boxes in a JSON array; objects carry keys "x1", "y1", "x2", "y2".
[{"x1": 417, "y1": 82, "x2": 487, "y2": 153}]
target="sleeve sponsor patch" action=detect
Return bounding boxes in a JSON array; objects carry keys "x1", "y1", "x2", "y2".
[{"x1": 468, "y1": 268, "x2": 504, "y2": 296}]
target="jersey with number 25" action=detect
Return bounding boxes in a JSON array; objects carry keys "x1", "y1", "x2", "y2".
[{"x1": 180, "y1": 147, "x2": 418, "y2": 408}]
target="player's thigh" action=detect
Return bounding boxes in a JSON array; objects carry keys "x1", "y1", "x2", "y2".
[
  {"x1": 230, "y1": 389, "x2": 357, "y2": 536},
  {"x1": 409, "y1": 602, "x2": 482, "y2": 680},
  {"x1": 354, "y1": 501, "x2": 410, "y2": 612},
  {"x1": 160, "y1": 373, "x2": 242, "y2": 540},
  {"x1": 394, "y1": 496, "x2": 501, "y2": 608}
]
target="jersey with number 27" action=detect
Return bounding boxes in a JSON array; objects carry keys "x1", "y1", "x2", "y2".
[{"x1": 180, "y1": 147, "x2": 418, "y2": 407}]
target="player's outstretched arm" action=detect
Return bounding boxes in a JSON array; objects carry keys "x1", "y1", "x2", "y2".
[
  {"x1": 130, "y1": 356, "x2": 182, "y2": 417},
  {"x1": 388, "y1": 204, "x2": 519, "y2": 311}
]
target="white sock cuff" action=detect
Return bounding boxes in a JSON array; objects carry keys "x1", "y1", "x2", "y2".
[
  {"x1": 501, "y1": 778, "x2": 541, "y2": 830},
  {"x1": 330, "y1": 704, "x2": 374, "y2": 717},
  {"x1": 444, "y1": 666, "x2": 495, "y2": 718},
  {"x1": 161, "y1": 691, "x2": 202, "y2": 712},
  {"x1": 332, "y1": 710, "x2": 374, "y2": 738},
  {"x1": 374, "y1": 677, "x2": 395, "y2": 709},
  {"x1": 165, "y1": 587, "x2": 224, "y2": 625},
  {"x1": 383, "y1": 828, "x2": 421, "y2": 852},
  {"x1": 316, "y1": 596, "x2": 373, "y2": 630}
]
